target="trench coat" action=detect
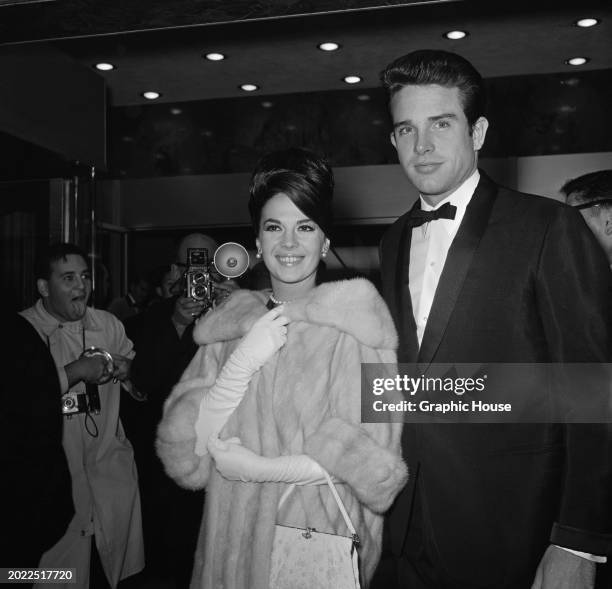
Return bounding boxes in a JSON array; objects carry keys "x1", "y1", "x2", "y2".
[{"x1": 21, "y1": 300, "x2": 144, "y2": 589}]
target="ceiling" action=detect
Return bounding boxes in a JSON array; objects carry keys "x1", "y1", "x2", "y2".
[{"x1": 1, "y1": 0, "x2": 611, "y2": 108}]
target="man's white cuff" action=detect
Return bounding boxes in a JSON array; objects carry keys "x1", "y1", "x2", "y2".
[{"x1": 556, "y1": 545, "x2": 606, "y2": 563}]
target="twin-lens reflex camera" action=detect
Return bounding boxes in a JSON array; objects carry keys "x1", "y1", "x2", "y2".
[{"x1": 183, "y1": 243, "x2": 249, "y2": 308}]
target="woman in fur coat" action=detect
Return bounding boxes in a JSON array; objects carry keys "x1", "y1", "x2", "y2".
[{"x1": 156, "y1": 148, "x2": 407, "y2": 589}]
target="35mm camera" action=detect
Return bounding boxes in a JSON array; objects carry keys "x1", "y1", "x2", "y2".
[
  {"x1": 61, "y1": 388, "x2": 101, "y2": 416},
  {"x1": 60, "y1": 347, "x2": 112, "y2": 417}
]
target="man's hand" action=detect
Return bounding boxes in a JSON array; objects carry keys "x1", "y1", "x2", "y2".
[
  {"x1": 213, "y1": 279, "x2": 239, "y2": 304},
  {"x1": 531, "y1": 545, "x2": 596, "y2": 589},
  {"x1": 110, "y1": 354, "x2": 132, "y2": 382},
  {"x1": 172, "y1": 296, "x2": 207, "y2": 335},
  {"x1": 65, "y1": 355, "x2": 109, "y2": 387}
]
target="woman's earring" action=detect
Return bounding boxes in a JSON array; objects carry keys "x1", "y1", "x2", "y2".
[
  {"x1": 256, "y1": 249, "x2": 262, "y2": 259},
  {"x1": 321, "y1": 248, "x2": 328, "y2": 258}
]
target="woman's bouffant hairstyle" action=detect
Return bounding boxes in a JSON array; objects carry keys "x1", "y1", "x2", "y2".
[
  {"x1": 248, "y1": 147, "x2": 334, "y2": 237},
  {"x1": 380, "y1": 49, "x2": 486, "y2": 128}
]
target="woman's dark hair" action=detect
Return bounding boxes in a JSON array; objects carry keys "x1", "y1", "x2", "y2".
[
  {"x1": 248, "y1": 147, "x2": 334, "y2": 237},
  {"x1": 380, "y1": 49, "x2": 486, "y2": 127}
]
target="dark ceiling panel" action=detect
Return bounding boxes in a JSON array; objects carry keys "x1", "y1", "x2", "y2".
[
  {"x1": 0, "y1": 0, "x2": 449, "y2": 43},
  {"x1": 107, "y1": 68, "x2": 612, "y2": 179},
  {"x1": 0, "y1": 44, "x2": 107, "y2": 170},
  {"x1": 48, "y1": 1, "x2": 612, "y2": 106}
]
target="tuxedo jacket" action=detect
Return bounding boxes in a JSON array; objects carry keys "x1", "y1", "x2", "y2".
[{"x1": 379, "y1": 171, "x2": 612, "y2": 587}]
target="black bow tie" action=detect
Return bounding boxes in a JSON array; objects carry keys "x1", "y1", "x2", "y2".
[{"x1": 408, "y1": 202, "x2": 457, "y2": 227}]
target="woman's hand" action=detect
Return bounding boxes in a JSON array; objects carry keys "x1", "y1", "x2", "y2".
[
  {"x1": 193, "y1": 308, "x2": 289, "y2": 456},
  {"x1": 208, "y1": 437, "x2": 268, "y2": 482},
  {"x1": 234, "y1": 307, "x2": 289, "y2": 373},
  {"x1": 208, "y1": 436, "x2": 327, "y2": 485}
]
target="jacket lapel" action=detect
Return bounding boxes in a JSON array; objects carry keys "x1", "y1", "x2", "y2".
[
  {"x1": 417, "y1": 172, "x2": 498, "y2": 364},
  {"x1": 382, "y1": 200, "x2": 420, "y2": 363}
]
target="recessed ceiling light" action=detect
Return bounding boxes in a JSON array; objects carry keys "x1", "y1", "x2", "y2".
[
  {"x1": 343, "y1": 75, "x2": 362, "y2": 84},
  {"x1": 566, "y1": 57, "x2": 589, "y2": 66},
  {"x1": 261, "y1": 101, "x2": 274, "y2": 108},
  {"x1": 575, "y1": 18, "x2": 600, "y2": 28},
  {"x1": 94, "y1": 62, "x2": 115, "y2": 71},
  {"x1": 444, "y1": 30, "x2": 468, "y2": 40},
  {"x1": 205, "y1": 52, "x2": 226, "y2": 61},
  {"x1": 318, "y1": 42, "x2": 340, "y2": 51},
  {"x1": 240, "y1": 83, "x2": 259, "y2": 92},
  {"x1": 142, "y1": 91, "x2": 161, "y2": 100},
  {"x1": 170, "y1": 108, "x2": 182, "y2": 115}
]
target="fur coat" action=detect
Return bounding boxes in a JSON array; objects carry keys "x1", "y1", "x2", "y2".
[{"x1": 156, "y1": 278, "x2": 408, "y2": 588}]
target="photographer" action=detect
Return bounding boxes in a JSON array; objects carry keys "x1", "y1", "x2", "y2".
[
  {"x1": 124, "y1": 232, "x2": 238, "y2": 588},
  {"x1": 20, "y1": 243, "x2": 144, "y2": 589}
]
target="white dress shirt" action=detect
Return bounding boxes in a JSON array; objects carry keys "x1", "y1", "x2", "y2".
[{"x1": 409, "y1": 169, "x2": 479, "y2": 346}]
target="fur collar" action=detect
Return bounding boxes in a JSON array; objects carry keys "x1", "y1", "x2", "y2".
[{"x1": 193, "y1": 278, "x2": 397, "y2": 350}]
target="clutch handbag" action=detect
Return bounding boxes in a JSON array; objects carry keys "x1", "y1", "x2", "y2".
[{"x1": 269, "y1": 469, "x2": 361, "y2": 589}]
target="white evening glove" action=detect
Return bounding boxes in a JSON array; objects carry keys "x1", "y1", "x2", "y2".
[
  {"x1": 194, "y1": 308, "x2": 288, "y2": 454},
  {"x1": 208, "y1": 437, "x2": 327, "y2": 485}
]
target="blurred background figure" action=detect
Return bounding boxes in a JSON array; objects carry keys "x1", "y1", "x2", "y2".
[
  {"x1": 108, "y1": 272, "x2": 153, "y2": 322},
  {"x1": 562, "y1": 170, "x2": 612, "y2": 269},
  {"x1": 149, "y1": 264, "x2": 175, "y2": 303},
  {"x1": 562, "y1": 170, "x2": 612, "y2": 589},
  {"x1": 124, "y1": 232, "x2": 238, "y2": 588},
  {"x1": 0, "y1": 308, "x2": 73, "y2": 576}
]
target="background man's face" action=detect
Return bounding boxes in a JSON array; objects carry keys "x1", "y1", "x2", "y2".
[
  {"x1": 567, "y1": 193, "x2": 612, "y2": 261},
  {"x1": 390, "y1": 84, "x2": 488, "y2": 204},
  {"x1": 130, "y1": 278, "x2": 151, "y2": 305},
  {"x1": 39, "y1": 254, "x2": 91, "y2": 322}
]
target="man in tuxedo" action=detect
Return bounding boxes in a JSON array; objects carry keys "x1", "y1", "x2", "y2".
[{"x1": 376, "y1": 50, "x2": 612, "y2": 589}]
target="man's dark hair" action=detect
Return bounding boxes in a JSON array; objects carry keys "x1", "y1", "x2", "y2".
[
  {"x1": 35, "y1": 243, "x2": 89, "y2": 280},
  {"x1": 560, "y1": 170, "x2": 612, "y2": 204},
  {"x1": 380, "y1": 49, "x2": 486, "y2": 127},
  {"x1": 248, "y1": 147, "x2": 334, "y2": 237}
]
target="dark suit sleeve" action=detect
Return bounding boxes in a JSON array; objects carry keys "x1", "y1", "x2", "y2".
[
  {"x1": 127, "y1": 298, "x2": 198, "y2": 416},
  {"x1": 535, "y1": 205, "x2": 612, "y2": 555},
  {"x1": 1, "y1": 314, "x2": 73, "y2": 564}
]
